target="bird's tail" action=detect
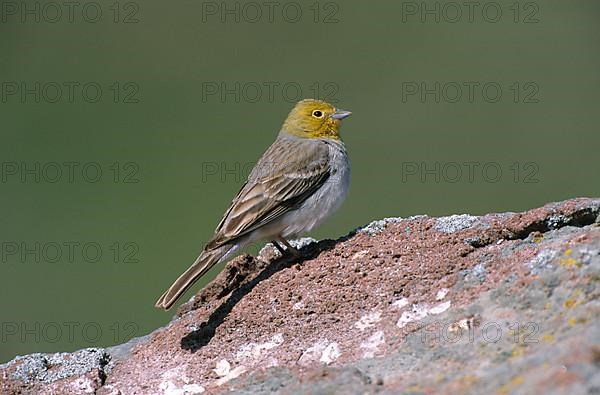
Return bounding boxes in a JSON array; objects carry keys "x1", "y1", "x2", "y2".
[{"x1": 155, "y1": 244, "x2": 233, "y2": 310}]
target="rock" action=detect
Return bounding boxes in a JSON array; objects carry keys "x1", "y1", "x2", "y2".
[{"x1": 1, "y1": 198, "x2": 599, "y2": 394}]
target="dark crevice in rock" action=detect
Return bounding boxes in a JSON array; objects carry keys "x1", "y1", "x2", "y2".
[
  {"x1": 465, "y1": 205, "x2": 600, "y2": 251},
  {"x1": 511, "y1": 206, "x2": 600, "y2": 240},
  {"x1": 97, "y1": 351, "x2": 111, "y2": 388}
]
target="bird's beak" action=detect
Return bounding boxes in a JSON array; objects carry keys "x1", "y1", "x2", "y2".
[{"x1": 331, "y1": 109, "x2": 352, "y2": 120}]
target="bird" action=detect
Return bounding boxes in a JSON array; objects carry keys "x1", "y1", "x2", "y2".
[{"x1": 155, "y1": 99, "x2": 352, "y2": 310}]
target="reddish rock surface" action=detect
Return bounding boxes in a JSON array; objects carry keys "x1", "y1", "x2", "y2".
[{"x1": 2, "y1": 198, "x2": 599, "y2": 394}]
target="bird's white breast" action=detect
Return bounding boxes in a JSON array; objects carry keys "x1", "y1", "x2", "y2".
[{"x1": 280, "y1": 139, "x2": 350, "y2": 238}]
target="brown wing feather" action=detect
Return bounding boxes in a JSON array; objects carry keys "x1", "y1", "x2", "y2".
[{"x1": 206, "y1": 136, "x2": 330, "y2": 249}]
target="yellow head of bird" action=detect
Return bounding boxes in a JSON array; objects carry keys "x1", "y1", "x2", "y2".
[{"x1": 282, "y1": 99, "x2": 351, "y2": 139}]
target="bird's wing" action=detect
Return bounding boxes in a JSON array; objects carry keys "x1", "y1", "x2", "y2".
[{"x1": 206, "y1": 137, "x2": 331, "y2": 249}]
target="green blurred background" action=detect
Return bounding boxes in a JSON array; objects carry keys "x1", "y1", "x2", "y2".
[{"x1": 1, "y1": 0, "x2": 599, "y2": 363}]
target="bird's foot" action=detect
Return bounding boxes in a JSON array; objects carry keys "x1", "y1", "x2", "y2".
[{"x1": 271, "y1": 237, "x2": 302, "y2": 258}]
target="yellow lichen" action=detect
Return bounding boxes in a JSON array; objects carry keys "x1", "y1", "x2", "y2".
[
  {"x1": 564, "y1": 299, "x2": 577, "y2": 308},
  {"x1": 541, "y1": 333, "x2": 554, "y2": 343},
  {"x1": 511, "y1": 346, "x2": 527, "y2": 358},
  {"x1": 559, "y1": 257, "x2": 578, "y2": 266},
  {"x1": 564, "y1": 289, "x2": 583, "y2": 308},
  {"x1": 568, "y1": 316, "x2": 587, "y2": 326},
  {"x1": 559, "y1": 249, "x2": 580, "y2": 266}
]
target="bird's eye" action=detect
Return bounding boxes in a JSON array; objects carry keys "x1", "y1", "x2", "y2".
[{"x1": 312, "y1": 110, "x2": 323, "y2": 118}]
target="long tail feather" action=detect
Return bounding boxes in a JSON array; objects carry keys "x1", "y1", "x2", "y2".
[{"x1": 155, "y1": 245, "x2": 232, "y2": 310}]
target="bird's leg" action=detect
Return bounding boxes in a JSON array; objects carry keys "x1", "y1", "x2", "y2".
[
  {"x1": 270, "y1": 240, "x2": 286, "y2": 255},
  {"x1": 277, "y1": 237, "x2": 301, "y2": 258}
]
